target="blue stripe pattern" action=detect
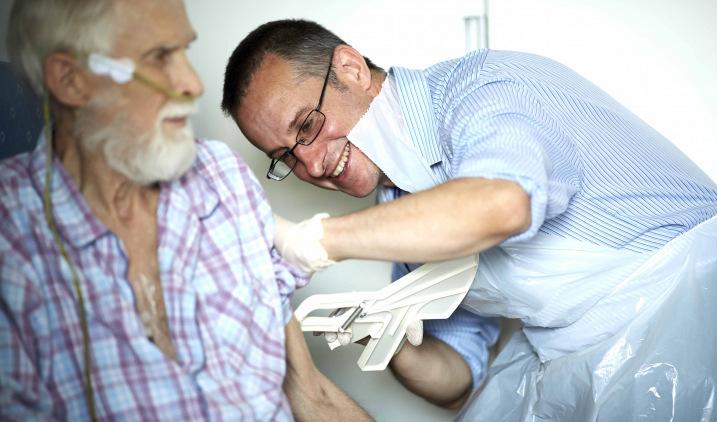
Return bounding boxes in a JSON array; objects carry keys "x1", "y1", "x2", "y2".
[
  {"x1": 384, "y1": 49, "x2": 717, "y2": 253},
  {"x1": 381, "y1": 49, "x2": 717, "y2": 389}
]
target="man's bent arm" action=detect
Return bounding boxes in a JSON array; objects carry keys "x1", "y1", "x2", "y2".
[
  {"x1": 321, "y1": 178, "x2": 531, "y2": 263},
  {"x1": 390, "y1": 336, "x2": 473, "y2": 409},
  {"x1": 283, "y1": 316, "x2": 375, "y2": 422}
]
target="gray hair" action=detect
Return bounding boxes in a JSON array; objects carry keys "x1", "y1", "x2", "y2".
[{"x1": 7, "y1": 0, "x2": 116, "y2": 96}]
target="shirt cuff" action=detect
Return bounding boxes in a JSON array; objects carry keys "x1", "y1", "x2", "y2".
[
  {"x1": 456, "y1": 170, "x2": 548, "y2": 244},
  {"x1": 491, "y1": 173, "x2": 547, "y2": 244}
]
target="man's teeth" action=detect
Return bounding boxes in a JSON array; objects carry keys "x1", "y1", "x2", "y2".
[{"x1": 331, "y1": 143, "x2": 350, "y2": 177}]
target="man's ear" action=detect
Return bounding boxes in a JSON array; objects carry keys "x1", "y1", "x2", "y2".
[
  {"x1": 43, "y1": 53, "x2": 93, "y2": 107},
  {"x1": 332, "y1": 45, "x2": 372, "y2": 92}
]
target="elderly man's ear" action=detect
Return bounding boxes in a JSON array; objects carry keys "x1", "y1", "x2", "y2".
[{"x1": 44, "y1": 53, "x2": 94, "y2": 107}]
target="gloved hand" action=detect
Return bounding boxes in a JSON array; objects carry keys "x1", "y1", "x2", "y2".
[
  {"x1": 273, "y1": 212, "x2": 338, "y2": 275},
  {"x1": 319, "y1": 307, "x2": 424, "y2": 349}
]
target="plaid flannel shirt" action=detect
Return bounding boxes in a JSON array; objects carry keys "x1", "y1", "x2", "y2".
[{"x1": 0, "y1": 133, "x2": 308, "y2": 421}]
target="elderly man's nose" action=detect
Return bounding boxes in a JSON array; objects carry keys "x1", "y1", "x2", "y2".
[
  {"x1": 185, "y1": 64, "x2": 204, "y2": 98},
  {"x1": 174, "y1": 54, "x2": 204, "y2": 98}
]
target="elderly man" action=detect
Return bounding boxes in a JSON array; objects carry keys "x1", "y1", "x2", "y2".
[
  {"x1": 222, "y1": 19, "x2": 717, "y2": 415},
  {"x1": 0, "y1": 2, "x2": 374, "y2": 421}
]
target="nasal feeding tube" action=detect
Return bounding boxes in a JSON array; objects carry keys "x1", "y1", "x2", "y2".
[
  {"x1": 86, "y1": 53, "x2": 195, "y2": 101},
  {"x1": 42, "y1": 52, "x2": 194, "y2": 422}
]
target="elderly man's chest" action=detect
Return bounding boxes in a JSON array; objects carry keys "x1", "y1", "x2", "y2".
[
  {"x1": 37, "y1": 211, "x2": 285, "y2": 419},
  {"x1": 83, "y1": 207, "x2": 281, "y2": 359},
  {"x1": 104, "y1": 213, "x2": 178, "y2": 362}
]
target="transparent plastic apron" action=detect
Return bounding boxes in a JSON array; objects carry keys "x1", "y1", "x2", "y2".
[
  {"x1": 456, "y1": 214, "x2": 717, "y2": 422},
  {"x1": 462, "y1": 230, "x2": 655, "y2": 361}
]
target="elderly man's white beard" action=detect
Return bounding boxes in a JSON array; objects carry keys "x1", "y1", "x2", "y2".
[{"x1": 77, "y1": 101, "x2": 198, "y2": 185}]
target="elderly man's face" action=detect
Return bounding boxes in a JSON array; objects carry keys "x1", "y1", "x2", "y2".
[
  {"x1": 236, "y1": 56, "x2": 385, "y2": 198},
  {"x1": 78, "y1": 0, "x2": 203, "y2": 184}
]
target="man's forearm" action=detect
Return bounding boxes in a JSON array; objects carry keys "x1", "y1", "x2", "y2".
[
  {"x1": 389, "y1": 335, "x2": 473, "y2": 409},
  {"x1": 283, "y1": 317, "x2": 374, "y2": 422},
  {"x1": 320, "y1": 178, "x2": 531, "y2": 263}
]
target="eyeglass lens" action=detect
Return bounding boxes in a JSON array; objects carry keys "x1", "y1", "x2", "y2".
[
  {"x1": 268, "y1": 110, "x2": 326, "y2": 180},
  {"x1": 268, "y1": 153, "x2": 298, "y2": 180},
  {"x1": 297, "y1": 110, "x2": 326, "y2": 145}
]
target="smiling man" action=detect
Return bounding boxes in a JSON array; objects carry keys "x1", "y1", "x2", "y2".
[
  {"x1": 1, "y1": 2, "x2": 372, "y2": 421},
  {"x1": 222, "y1": 19, "x2": 717, "y2": 412},
  {"x1": 234, "y1": 53, "x2": 387, "y2": 198}
]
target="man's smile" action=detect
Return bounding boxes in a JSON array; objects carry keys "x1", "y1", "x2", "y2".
[{"x1": 329, "y1": 142, "x2": 351, "y2": 179}]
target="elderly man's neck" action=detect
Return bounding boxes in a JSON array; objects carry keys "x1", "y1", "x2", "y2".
[{"x1": 54, "y1": 112, "x2": 160, "y2": 222}]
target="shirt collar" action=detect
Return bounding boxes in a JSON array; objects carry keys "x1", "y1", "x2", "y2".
[
  {"x1": 172, "y1": 152, "x2": 220, "y2": 221},
  {"x1": 29, "y1": 128, "x2": 110, "y2": 248},
  {"x1": 388, "y1": 67, "x2": 443, "y2": 166},
  {"x1": 29, "y1": 129, "x2": 220, "y2": 248}
]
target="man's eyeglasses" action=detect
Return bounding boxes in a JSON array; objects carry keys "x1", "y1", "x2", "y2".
[{"x1": 267, "y1": 57, "x2": 333, "y2": 181}]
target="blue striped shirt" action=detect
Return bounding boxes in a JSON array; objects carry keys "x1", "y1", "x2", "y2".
[{"x1": 382, "y1": 49, "x2": 717, "y2": 388}]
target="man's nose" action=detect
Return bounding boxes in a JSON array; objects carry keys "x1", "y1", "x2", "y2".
[
  {"x1": 171, "y1": 50, "x2": 204, "y2": 99},
  {"x1": 293, "y1": 144, "x2": 325, "y2": 178}
]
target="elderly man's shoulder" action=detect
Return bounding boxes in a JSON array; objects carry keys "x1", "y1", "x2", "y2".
[
  {"x1": 191, "y1": 139, "x2": 264, "y2": 196},
  {"x1": 0, "y1": 153, "x2": 43, "y2": 287},
  {"x1": 0, "y1": 152, "x2": 40, "y2": 227},
  {"x1": 0, "y1": 151, "x2": 34, "y2": 183}
]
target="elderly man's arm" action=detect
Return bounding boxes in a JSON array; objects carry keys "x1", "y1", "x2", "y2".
[
  {"x1": 283, "y1": 316, "x2": 375, "y2": 422},
  {"x1": 0, "y1": 315, "x2": 55, "y2": 421},
  {"x1": 0, "y1": 258, "x2": 56, "y2": 421}
]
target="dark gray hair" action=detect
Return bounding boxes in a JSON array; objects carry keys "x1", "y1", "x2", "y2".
[{"x1": 221, "y1": 19, "x2": 384, "y2": 120}]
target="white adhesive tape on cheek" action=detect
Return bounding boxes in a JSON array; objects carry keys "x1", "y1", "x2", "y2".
[{"x1": 88, "y1": 53, "x2": 135, "y2": 84}]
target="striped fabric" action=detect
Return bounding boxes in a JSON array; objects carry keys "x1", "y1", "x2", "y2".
[
  {"x1": 382, "y1": 49, "x2": 717, "y2": 253},
  {"x1": 0, "y1": 134, "x2": 307, "y2": 421},
  {"x1": 381, "y1": 49, "x2": 717, "y2": 389}
]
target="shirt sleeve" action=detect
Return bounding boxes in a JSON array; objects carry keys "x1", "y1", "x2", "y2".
[
  {"x1": 392, "y1": 263, "x2": 500, "y2": 389},
  {"x1": 248, "y1": 169, "x2": 309, "y2": 326},
  {"x1": 240, "y1": 161, "x2": 308, "y2": 326},
  {"x1": 269, "y1": 234, "x2": 310, "y2": 326},
  {"x1": 447, "y1": 81, "x2": 574, "y2": 243},
  {"x1": 197, "y1": 140, "x2": 309, "y2": 327},
  {"x1": 0, "y1": 254, "x2": 55, "y2": 421}
]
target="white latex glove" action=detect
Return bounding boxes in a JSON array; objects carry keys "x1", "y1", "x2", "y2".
[
  {"x1": 273, "y1": 212, "x2": 337, "y2": 274},
  {"x1": 321, "y1": 308, "x2": 424, "y2": 348}
]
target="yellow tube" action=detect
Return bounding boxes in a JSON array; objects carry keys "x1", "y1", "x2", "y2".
[{"x1": 43, "y1": 92, "x2": 98, "y2": 422}]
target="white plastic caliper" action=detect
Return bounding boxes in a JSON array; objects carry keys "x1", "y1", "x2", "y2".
[{"x1": 294, "y1": 254, "x2": 479, "y2": 371}]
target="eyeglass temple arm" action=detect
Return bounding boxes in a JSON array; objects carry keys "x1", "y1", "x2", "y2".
[{"x1": 316, "y1": 58, "x2": 333, "y2": 111}]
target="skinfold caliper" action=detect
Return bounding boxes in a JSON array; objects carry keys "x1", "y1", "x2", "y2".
[{"x1": 294, "y1": 254, "x2": 479, "y2": 371}]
